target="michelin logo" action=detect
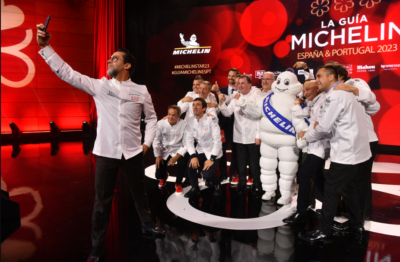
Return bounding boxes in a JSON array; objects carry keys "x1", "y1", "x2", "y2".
[{"x1": 173, "y1": 33, "x2": 211, "y2": 55}]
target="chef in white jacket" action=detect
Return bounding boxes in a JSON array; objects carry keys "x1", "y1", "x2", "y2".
[
  {"x1": 219, "y1": 75, "x2": 262, "y2": 195},
  {"x1": 179, "y1": 81, "x2": 219, "y2": 121},
  {"x1": 153, "y1": 105, "x2": 188, "y2": 194},
  {"x1": 283, "y1": 80, "x2": 330, "y2": 225},
  {"x1": 184, "y1": 98, "x2": 223, "y2": 198},
  {"x1": 331, "y1": 64, "x2": 380, "y2": 223},
  {"x1": 298, "y1": 65, "x2": 370, "y2": 243}
]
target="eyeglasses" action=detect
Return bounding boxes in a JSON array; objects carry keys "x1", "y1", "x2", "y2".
[
  {"x1": 108, "y1": 56, "x2": 119, "y2": 63},
  {"x1": 261, "y1": 78, "x2": 273, "y2": 81}
]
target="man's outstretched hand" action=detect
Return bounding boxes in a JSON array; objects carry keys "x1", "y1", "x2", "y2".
[{"x1": 36, "y1": 24, "x2": 51, "y2": 48}]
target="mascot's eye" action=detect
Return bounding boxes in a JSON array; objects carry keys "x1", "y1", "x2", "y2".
[
  {"x1": 284, "y1": 79, "x2": 290, "y2": 85},
  {"x1": 277, "y1": 79, "x2": 281, "y2": 85}
]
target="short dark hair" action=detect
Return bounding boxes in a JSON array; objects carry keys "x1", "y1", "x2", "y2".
[
  {"x1": 116, "y1": 48, "x2": 137, "y2": 77},
  {"x1": 228, "y1": 68, "x2": 240, "y2": 75},
  {"x1": 168, "y1": 105, "x2": 181, "y2": 116},
  {"x1": 325, "y1": 61, "x2": 340, "y2": 65},
  {"x1": 317, "y1": 65, "x2": 338, "y2": 80},
  {"x1": 236, "y1": 74, "x2": 241, "y2": 78},
  {"x1": 239, "y1": 75, "x2": 252, "y2": 84},
  {"x1": 335, "y1": 65, "x2": 352, "y2": 82},
  {"x1": 193, "y1": 97, "x2": 207, "y2": 112},
  {"x1": 194, "y1": 75, "x2": 203, "y2": 81}
]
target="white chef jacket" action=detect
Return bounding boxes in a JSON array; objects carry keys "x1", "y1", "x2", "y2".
[
  {"x1": 152, "y1": 119, "x2": 187, "y2": 160},
  {"x1": 220, "y1": 91, "x2": 260, "y2": 144},
  {"x1": 293, "y1": 93, "x2": 331, "y2": 159},
  {"x1": 39, "y1": 45, "x2": 157, "y2": 159},
  {"x1": 178, "y1": 91, "x2": 216, "y2": 103},
  {"x1": 305, "y1": 83, "x2": 371, "y2": 165},
  {"x1": 346, "y1": 78, "x2": 380, "y2": 142},
  {"x1": 179, "y1": 97, "x2": 220, "y2": 121},
  {"x1": 185, "y1": 114, "x2": 223, "y2": 159},
  {"x1": 254, "y1": 89, "x2": 272, "y2": 98}
]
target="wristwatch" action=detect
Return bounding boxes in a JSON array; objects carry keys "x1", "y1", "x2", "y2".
[{"x1": 210, "y1": 155, "x2": 216, "y2": 162}]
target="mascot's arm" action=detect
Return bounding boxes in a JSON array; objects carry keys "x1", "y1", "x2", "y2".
[
  {"x1": 292, "y1": 110, "x2": 309, "y2": 149},
  {"x1": 239, "y1": 97, "x2": 263, "y2": 119},
  {"x1": 292, "y1": 104, "x2": 310, "y2": 119}
]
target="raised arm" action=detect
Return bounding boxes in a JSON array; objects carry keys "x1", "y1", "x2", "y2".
[{"x1": 37, "y1": 24, "x2": 100, "y2": 96}]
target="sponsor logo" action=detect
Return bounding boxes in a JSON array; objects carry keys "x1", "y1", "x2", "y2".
[
  {"x1": 173, "y1": 33, "x2": 211, "y2": 55},
  {"x1": 381, "y1": 64, "x2": 400, "y2": 70},
  {"x1": 242, "y1": 72, "x2": 253, "y2": 77},
  {"x1": 297, "y1": 69, "x2": 314, "y2": 75},
  {"x1": 357, "y1": 65, "x2": 375, "y2": 72},
  {"x1": 273, "y1": 71, "x2": 282, "y2": 77},
  {"x1": 342, "y1": 64, "x2": 353, "y2": 74},
  {"x1": 255, "y1": 70, "x2": 265, "y2": 79}
]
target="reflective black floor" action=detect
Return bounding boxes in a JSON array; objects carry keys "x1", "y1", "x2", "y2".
[{"x1": 1, "y1": 142, "x2": 399, "y2": 262}]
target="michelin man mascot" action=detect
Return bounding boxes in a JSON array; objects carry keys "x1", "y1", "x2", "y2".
[{"x1": 240, "y1": 71, "x2": 308, "y2": 204}]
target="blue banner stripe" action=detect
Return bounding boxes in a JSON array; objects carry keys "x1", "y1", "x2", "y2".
[{"x1": 263, "y1": 93, "x2": 296, "y2": 137}]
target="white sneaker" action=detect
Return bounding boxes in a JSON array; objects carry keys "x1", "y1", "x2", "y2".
[{"x1": 262, "y1": 191, "x2": 276, "y2": 201}]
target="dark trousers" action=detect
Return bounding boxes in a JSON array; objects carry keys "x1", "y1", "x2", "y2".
[
  {"x1": 319, "y1": 162, "x2": 362, "y2": 234},
  {"x1": 188, "y1": 153, "x2": 220, "y2": 188},
  {"x1": 219, "y1": 139, "x2": 238, "y2": 177},
  {"x1": 297, "y1": 154, "x2": 325, "y2": 215},
  {"x1": 356, "y1": 141, "x2": 378, "y2": 221},
  {"x1": 92, "y1": 153, "x2": 151, "y2": 247},
  {"x1": 236, "y1": 143, "x2": 261, "y2": 187},
  {"x1": 155, "y1": 155, "x2": 186, "y2": 185}
]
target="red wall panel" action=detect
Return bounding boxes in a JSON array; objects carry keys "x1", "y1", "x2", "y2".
[{"x1": 1, "y1": 0, "x2": 95, "y2": 133}]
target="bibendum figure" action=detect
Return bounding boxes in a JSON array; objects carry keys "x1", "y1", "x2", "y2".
[
  {"x1": 179, "y1": 33, "x2": 200, "y2": 47},
  {"x1": 239, "y1": 71, "x2": 308, "y2": 204}
]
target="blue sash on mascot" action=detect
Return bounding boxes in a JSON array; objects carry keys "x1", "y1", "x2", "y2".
[{"x1": 263, "y1": 93, "x2": 296, "y2": 137}]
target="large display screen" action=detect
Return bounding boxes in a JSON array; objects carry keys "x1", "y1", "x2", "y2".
[{"x1": 142, "y1": 0, "x2": 400, "y2": 146}]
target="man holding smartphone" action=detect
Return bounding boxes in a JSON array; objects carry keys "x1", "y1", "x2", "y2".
[{"x1": 36, "y1": 23, "x2": 164, "y2": 262}]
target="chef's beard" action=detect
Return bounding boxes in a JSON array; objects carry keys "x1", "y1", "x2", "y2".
[{"x1": 107, "y1": 68, "x2": 118, "y2": 78}]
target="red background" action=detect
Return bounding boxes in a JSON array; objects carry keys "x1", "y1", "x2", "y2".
[{"x1": 1, "y1": 0, "x2": 95, "y2": 133}]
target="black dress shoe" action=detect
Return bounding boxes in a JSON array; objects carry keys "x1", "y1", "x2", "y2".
[
  {"x1": 251, "y1": 186, "x2": 263, "y2": 196},
  {"x1": 184, "y1": 187, "x2": 201, "y2": 198},
  {"x1": 87, "y1": 246, "x2": 104, "y2": 262},
  {"x1": 298, "y1": 228, "x2": 332, "y2": 243},
  {"x1": 214, "y1": 184, "x2": 222, "y2": 197},
  {"x1": 283, "y1": 212, "x2": 307, "y2": 224},
  {"x1": 237, "y1": 184, "x2": 246, "y2": 194},
  {"x1": 141, "y1": 221, "x2": 165, "y2": 237},
  {"x1": 348, "y1": 227, "x2": 363, "y2": 242}
]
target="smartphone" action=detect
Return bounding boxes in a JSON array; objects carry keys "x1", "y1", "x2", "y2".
[{"x1": 43, "y1": 15, "x2": 51, "y2": 32}]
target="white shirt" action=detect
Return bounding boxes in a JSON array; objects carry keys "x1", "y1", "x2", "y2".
[
  {"x1": 185, "y1": 114, "x2": 223, "y2": 159},
  {"x1": 293, "y1": 93, "x2": 331, "y2": 159},
  {"x1": 152, "y1": 119, "x2": 187, "y2": 160},
  {"x1": 254, "y1": 88, "x2": 272, "y2": 98},
  {"x1": 220, "y1": 91, "x2": 260, "y2": 144},
  {"x1": 39, "y1": 45, "x2": 157, "y2": 160},
  {"x1": 179, "y1": 91, "x2": 216, "y2": 102},
  {"x1": 227, "y1": 85, "x2": 235, "y2": 95},
  {"x1": 305, "y1": 84, "x2": 371, "y2": 165},
  {"x1": 346, "y1": 78, "x2": 380, "y2": 142},
  {"x1": 179, "y1": 96, "x2": 220, "y2": 121}
]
